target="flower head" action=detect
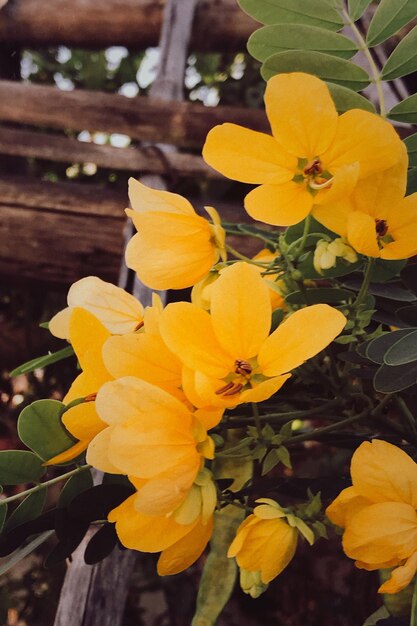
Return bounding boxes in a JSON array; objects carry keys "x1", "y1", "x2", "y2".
[
  {"x1": 160, "y1": 262, "x2": 346, "y2": 408},
  {"x1": 326, "y1": 439, "x2": 417, "y2": 594},
  {"x1": 203, "y1": 73, "x2": 403, "y2": 228},
  {"x1": 125, "y1": 178, "x2": 226, "y2": 290}
]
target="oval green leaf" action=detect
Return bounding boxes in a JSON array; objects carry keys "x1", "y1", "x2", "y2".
[
  {"x1": 237, "y1": 0, "x2": 344, "y2": 30},
  {"x1": 374, "y1": 360, "x2": 417, "y2": 393},
  {"x1": 326, "y1": 82, "x2": 376, "y2": 113},
  {"x1": 9, "y1": 345, "x2": 74, "y2": 377},
  {"x1": 18, "y1": 399, "x2": 76, "y2": 463},
  {"x1": 0, "y1": 451, "x2": 45, "y2": 486},
  {"x1": 348, "y1": 0, "x2": 372, "y2": 22},
  {"x1": 261, "y1": 50, "x2": 370, "y2": 91},
  {"x1": 407, "y1": 167, "x2": 417, "y2": 195},
  {"x1": 4, "y1": 490, "x2": 46, "y2": 533},
  {"x1": 405, "y1": 134, "x2": 417, "y2": 167},
  {"x1": 365, "y1": 328, "x2": 417, "y2": 364},
  {"x1": 384, "y1": 329, "x2": 417, "y2": 365},
  {"x1": 367, "y1": 0, "x2": 417, "y2": 47},
  {"x1": 382, "y1": 26, "x2": 417, "y2": 79},
  {"x1": 285, "y1": 287, "x2": 355, "y2": 304},
  {"x1": 58, "y1": 469, "x2": 94, "y2": 509},
  {"x1": 389, "y1": 93, "x2": 417, "y2": 124},
  {"x1": 248, "y1": 24, "x2": 357, "y2": 62}
]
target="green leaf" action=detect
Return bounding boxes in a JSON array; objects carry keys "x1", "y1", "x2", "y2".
[
  {"x1": 374, "y1": 360, "x2": 417, "y2": 393},
  {"x1": 369, "y1": 258, "x2": 407, "y2": 283},
  {"x1": 396, "y1": 305, "x2": 417, "y2": 327},
  {"x1": 0, "y1": 505, "x2": 7, "y2": 535},
  {"x1": 84, "y1": 523, "x2": 118, "y2": 565},
  {"x1": 384, "y1": 329, "x2": 417, "y2": 365},
  {"x1": 237, "y1": 0, "x2": 344, "y2": 30},
  {"x1": 367, "y1": 0, "x2": 417, "y2": 46},
  {"x1": 348, "y1": 0, "x2": 372, "y2": 22},
  {"x1": 389, "y1": 93, "x2": 417, "y2": 124},
  {"x1": 58, "y1": 469, "x2": 94, "y2": 509},
  {"x1": 326, "y1": 82, "x2": 376, "y2": 113},
  {"x1": 0, "y1": 531, "x2": 54, "y2": 576},
  {"x1": 18, "y1": 399, "x2": 76, "y2": 463},
  {"x1": 9, "y1": 346, "x2": 74, "y2": 377},
  {"x1": 361, "y1": 606, "x2": 390, "y2": 626},
  {"x1": 285, "y1": 287, "x2": 355, "y2": 304},
  {"x1": 4, "y1": 491, "x2": 46, "y2": 532},
  {"x1": 0, "y1": 451, "x2": 45, "y2": 486},
  {"x1": 365, "y1": 329, "x2": 417, "y2": 363},
  {"x1": 382, "y1": 26, "x2": 417, "y2": 79},
  {"x1": 261, "y1": 50, "x2": 370, "y2": 91},
  {"x1": 407, "y1": 167, "x2": 417, "y2": 194},
  {"x1": 248, "y1": 24, "x2": 357, "y2": 62},
  {"x1": 405, "y1": 133, "x2": 417, "y2": 167}
]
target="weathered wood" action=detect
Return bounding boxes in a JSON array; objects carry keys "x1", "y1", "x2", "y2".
[
  {"x1": 0, "y1": 126, "x2": 220, "y2": 178},
  {"x1": 0, "y1": 0, "x2": 257, "y2": 51},
  {"x1": 0, "y1": 81, "x2": 268, "y2": 149}
]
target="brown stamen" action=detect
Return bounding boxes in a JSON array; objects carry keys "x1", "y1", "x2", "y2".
[
  {"x1": 303, "y1": 159, "x2": 323, "y2": 177},
  {"x1": 215, "y1": 381, "x2": 244, "y2": 396},
  {"x1": 234, "y1": 359, "x2": 252, "y2": 376},
  {"x1": 134, "y1": 320, "x2": 144, "y2": 331},
  {"x1": 375, "y1": 219, "x2": 388, "y2": 237},
  {"x1": 84, "y1": 392, "x2": 97, "y2": 402}
]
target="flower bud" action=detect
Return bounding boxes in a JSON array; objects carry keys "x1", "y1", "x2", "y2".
[
  {"x1": 239, "y1": 569, "x2": 269, "y2": 598},
  {"x1": 313, "y1": 238, "x2": 358, "y2": 274}
]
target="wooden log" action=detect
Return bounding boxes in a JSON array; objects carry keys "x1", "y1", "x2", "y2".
[
  {"x1": 0, "y1": 126, "x2": 221, "y2": 178},
  {"x1": 0, "y1": 81, "x2": 268, "y2": 149},
  {"x1": 0, "y1": 0, "x2": 257, "y2": 51}
]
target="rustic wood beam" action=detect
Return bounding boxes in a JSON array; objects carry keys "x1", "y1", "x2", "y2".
[
  {"x1": 0, "y1": 81, "x2": 267, "y2": 149},
  {"x1": 0, "y1": 127, "x2": 220, "y2": 178},
  {"x1": 0, "y1": 0, "x2": 257, "y2": 51}
]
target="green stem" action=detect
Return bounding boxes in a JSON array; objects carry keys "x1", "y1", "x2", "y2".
[
  {"x1": 224, "y1": 244, "x2": 269, "y2": 266},
  {"x1": 354, "y1": 257, "x2": 375, "y2": 309},
  {"x1": 252, "y1": 403, "x2": 263, "y2": 439},
  {"x1": 1, "y1": 464, "x2": 91, "y2": 506},
  {"x1": 341, "y1": 7, "x2": 386, "y2": 117},
  {"x1": 287, "y1": 215, "x2": 311, "y2": 260}
]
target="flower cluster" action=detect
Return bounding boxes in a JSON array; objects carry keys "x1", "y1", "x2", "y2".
[{"x1": 42, "y1": 72, "x2": 417, "y2": 595}]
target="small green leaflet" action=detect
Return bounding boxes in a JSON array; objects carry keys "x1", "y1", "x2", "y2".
[
  {"x1": 261, "y1": 50, "x2": 370, "y2": 92},
  {"x1": 237, "y1": 0, "x2": 344, "y2": 31},
  {"x1": 0, "y1": 450, "x2": 45, "y2": 485},
  {"x1": 388, "y1": 93, "x2": 417, "y2": 124},
  {"x1": 348, "y1": 0, "x2": 372, "y2": 22},
  {"x1": 248, "y1": 24, "x2": 357, "y2": 62},
  {"x1": 367, "y1": 0, "x2": 417, "y2": 47},
  {"x1": 9, "y1": 345, "x2": 74, "y2": 377},
  {"x1": 326, "y1": 82, "x2": 376, "y2": 113},
  {"x1": 405, "y1": 134, "x2": 417, "y2": 167},
  {"x1": 382, "y1": 25, "x2": 417, "y2": 80}
]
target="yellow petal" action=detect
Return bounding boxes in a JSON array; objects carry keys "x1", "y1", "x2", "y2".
[
  {"x1": 386, "y1": 193, "x2": 417, "y2": 231},
  {"x1": 380, "y1": 234, "x2": 417, "y2": 261},
  {"x1": 160, "y1": 302, "x2": 233, "y2": 378},
  {"x1": 312, "y1": 198, "x2": 352, "y2": 237},
  {"x1": 378, "y1": 551, "x2": 417, "y2": 594},
  {"x1": 313, "y1": 162, "x2": 359, "y2": 207},
  {"x1": 343, "y1": 501, "x2": 417, "y2": 564},
  {"x1": 95, "y1": 376, "x2": 191, "y2": 427},
  {"x1": 134, "y1": 463, "x2": 198, "y2": 516},
  {"x1": 109, "y1": 495, "x2": 197, "y2": 552},
  {"x1": 347, "y1": 211, "x2": 380, "y2": 257},
  {"x1": 202, "y1": 123, "x2": 295, "y2": 184},
  {"x1": 261, "y1": 521, "x2": 298, "y2": 583},
  {"x1": 265, "y1": 73, "x2": 338, "y2": 158},
  {"x1": 44, "y1": 440, "x2": 87, "y2": 466},
  {"x1": 128, "y1": 177, "x2": 195, "y2": 215},
  {"x1": 69, "y1": 308, "x2": 111, "y2": 375},
  {"x1": 245, "y1": 182, "x2": 313, "y2": 227},
  {"x1": 210, "y1": 262, "x2": 272, "y2": 359},
  {"x1": 157, "y1": 516, "x2": 214, "y2": 576},
  {"x1": 125, "y1": 213, "x2": 216, "y2": 290},
  {"x1": 325, "y1": 486, "x2": 371, "y2": 528},
  {"x1": 62, "y1": 401, "x2": 107, "y2": 442},
  {"x1": 321, "y1": 109, "x2": 403, "y2": 179},
  {"x1": 351, "y1": 440, "x2": 417, "y2": 507},
  {"x1": 49, "y1": 307, "x2": 72, "y2": 340},
  {"x1": 102, "y1": 333, "x2": 182, "y2": 392},
  {"x1": 258, "y1": 304, "x2": 346, "y2": 377},
  {"x1": 193, "y1": 407, "x2": 224, "y2": 430},
  {"x1": 86, "y1": 427, "x2": 122, "y2": 474},
  {"x1": 239, "y1": 375, "x2": 291, "y2": 404}
]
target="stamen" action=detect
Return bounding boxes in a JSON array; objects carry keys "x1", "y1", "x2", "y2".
[
  {"x1": 134, "y1": 320, "x2": 145, "y2": 331},
  {"x1": 375, "y1": 219, "x2": 388, "y2": 237},
  {"x1": 215, "y1": 381, "x2": 244, "y2": 396},
  {"x1": 84, "y1": 392, "x2": 97, "y2": 402},
  {"x1": 234, "y1": 359, "x2": 252, "y2": 376},
  {"x1": 303, "y1": 159, "x2": 323, "y2": 177},
  {"x1": 309, "y1": 177, "x2": 334, "y2": 190}
]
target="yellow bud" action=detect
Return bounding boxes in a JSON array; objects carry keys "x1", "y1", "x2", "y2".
[{"x1": 239, "y1": 569, "x2": 269, "y2": 598}]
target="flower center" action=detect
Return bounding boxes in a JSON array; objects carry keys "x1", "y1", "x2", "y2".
[
  {"x1": 294, "y1": 157, "x2": 333, "y2": 193},
  {"x1": 215, "y1": 359, "x2": 254, "y2": 397},
  {"x1": 375, "y1": 219, "x2": 388, "y2": 237},
  {"x1": 303, "y1": 159, "x2": 323, "y2": 177},
  {"x1": 234, "y1": 359, "x2": 252, "y2": 376}
]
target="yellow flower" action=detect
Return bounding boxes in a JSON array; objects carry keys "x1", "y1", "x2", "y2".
[
  {"x1": 253, "y1": 249, "x2": 286, "y2": 310},
  {"x1": 87, "y1": 376, "x2": 215, "y2": 514},
  {"x1": 228, "y1": 500, "x2": 299, "y2": 585},
  {"x1": 317, "y1": 145, "x2": 417, "y2": 260},
  {"x1": 326, "y1": 439, "x2": 417, "y2": 594},
  {"x1": 160, "y1": 262, "x2": 346, "y2": 408},
  {"x1": 203, "y1": 72, "x2": 403, "y2": 227},
  {"x1": 46, "y1": 308, "x2": 112, "y2": 464},
  {"x1": 49, "y1": 276, "x2": 144, "y2": 340},
  {"x1": 109, "y1": 494, "x2": 214, "y2": 576},
  {"x1": 125, "y1": 178, "x2": 226, "y2": 290}
]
